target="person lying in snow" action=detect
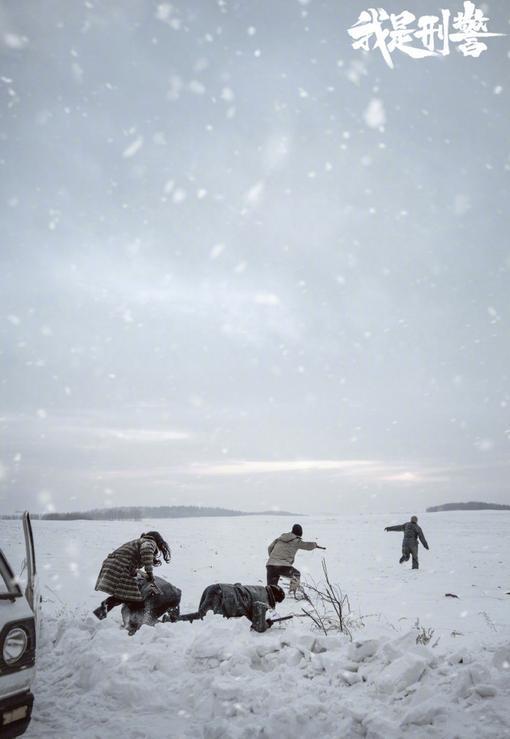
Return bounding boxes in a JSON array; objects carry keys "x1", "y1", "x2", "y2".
[
  {"x1": 167, "y1": 583, "x2": 285, "y2": 632},
  {"x1": 93, "y1": 530, "x2": 171, "y2": 620},
  {"x1": 121, "y1": 572, "x2": 181, "y2": 636},
  {"x1": 384, "y1": 516, "x2": 429, "y2": 570},
  {"x1": 266, "y1": 523, "x2": 324, "y2": 594}
]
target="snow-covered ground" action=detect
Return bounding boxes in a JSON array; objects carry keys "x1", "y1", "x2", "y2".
[{"x1": 2, "y1": 512, "x2": 510, "y2": 738}]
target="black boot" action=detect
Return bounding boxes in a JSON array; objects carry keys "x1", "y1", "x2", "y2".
[{"x1": 93, "y1": 602, "x2": 108, "y2": 620}]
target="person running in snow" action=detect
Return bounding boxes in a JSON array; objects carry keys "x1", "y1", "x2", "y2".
[
  {"x1": 384, "y1": 516, "x2": 429, "y2": 570},
  {"x1": 266, "y1": 523, "x2": 324, "y2": 593},
  {"x1": 169, "y1": 583, "x2": 285, "y2": 632},
  {"x1": 93, "y1": 531, "x2": 171, "y2": 620}
]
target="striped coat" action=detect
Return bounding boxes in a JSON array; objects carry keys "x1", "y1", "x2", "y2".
[{"x1": 95, "y1": 536, "x2": 158, "y2": 602}]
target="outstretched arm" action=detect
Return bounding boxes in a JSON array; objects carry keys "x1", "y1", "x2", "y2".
[
  {"x1": 417, "y1": 527, "x2": 429, "y2": 549},
  {"x1": 298, "y1": 540, "x2": 318, "y2": 551},
  {"x1": 384, "y1": 524, "x2": 405, "y2": 532},
  {"x1": 140, "y1": 539, "x2": 157, "y2": 580},
  {"x1": 251, "y1": 601, "x2": 271, "y2": 632}
]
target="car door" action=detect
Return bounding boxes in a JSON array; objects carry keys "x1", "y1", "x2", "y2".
[{"x1": 21, "y1": 513, "x2": 40, "y2": 629}]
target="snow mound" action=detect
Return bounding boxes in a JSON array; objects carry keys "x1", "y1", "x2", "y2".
[{"x1": 26, "y1": 611, "x2": 510, "y2": 739}]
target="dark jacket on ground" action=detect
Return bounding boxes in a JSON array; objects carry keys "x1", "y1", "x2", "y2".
[
  {"x1": 95, "y1": 535, "x2": 158, "y2": 602},
  {"x1": 121, "y1": 573, "x2": 181, "y2": 632},
  {"x1": 387, "y1": 522, "x2": 429, "y2": 549},
  {"x1": 138, "y1": 573, "x2": 181, "y2": 620},
  {"x1": 196, "y1": 583, "x2": 276, "y2": 632}
]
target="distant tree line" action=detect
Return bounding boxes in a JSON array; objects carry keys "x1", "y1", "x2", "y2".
[
  {"x1": 42, "y1": 507, "x2": 143, "y2": 521},
  {"x1": 1, "y1": 506, "x2": 299, "y2": 521},
  {"x1": 427, "y1": 501, "x2": 510, "y2": 512}
]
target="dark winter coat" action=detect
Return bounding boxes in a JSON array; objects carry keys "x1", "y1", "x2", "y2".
[
  {"x1": 386, "y1": 522, "x2": 429, "y2": 549},
  {"x1": 95, "y1": 536, "x2": 158, "y2": 602},
  {"x1": 121, "y1": 574, "x2": 181, "y2": 632},
  {"x1": 203, "y1": 583, "x2": 276, "y2": 632},
  {"x1": 266, "y1": 532, "x2": 317, "y2": 567},
  {"x1": 137, "y1": 573, "x2": 181, "y2": 619}
]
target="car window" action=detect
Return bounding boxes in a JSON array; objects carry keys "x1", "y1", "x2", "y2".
[
  {"x1": 0, "y1": 550, "x2": 21, "y2": 597},
  {"x1": 0, "y1": 566, "x2": 9, "y2": 595},
  {"x1": 0, "y1": 519, "x2": 28, "y2": 586}
]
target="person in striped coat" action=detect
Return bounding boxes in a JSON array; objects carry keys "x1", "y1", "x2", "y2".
[{"x1": 93, "y1": 531, "x2": 171, "y2": 620}]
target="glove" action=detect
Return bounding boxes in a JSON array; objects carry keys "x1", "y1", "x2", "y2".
[{"x1": 384, "y1": 527, "x2": 389, "y2": 532}]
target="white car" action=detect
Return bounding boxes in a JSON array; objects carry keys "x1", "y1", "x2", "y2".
[{"x1": 0, "y1": 513, "x2": 40, "y2": 738}]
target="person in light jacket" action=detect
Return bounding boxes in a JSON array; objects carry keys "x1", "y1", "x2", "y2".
[
  {"x1": 384, "y1": 516, "x2": 429, "y2": 570},
  {"x1": 266, "y1": 523, "x2": 321, "y2": 592}
]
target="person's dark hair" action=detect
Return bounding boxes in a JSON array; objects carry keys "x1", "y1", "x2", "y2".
[
  {"x1": 410, "y1": 516, "x2": 418, "y2": 523},
  {"x1": 292, "y1": 523, "x2": 303, "y2": 537},
  {"x1": 141, "y1": 531, "x2": 171, "y2": 565},
  {"x1": 269, "y1": 585, "x2": 285, "y2": 604}
]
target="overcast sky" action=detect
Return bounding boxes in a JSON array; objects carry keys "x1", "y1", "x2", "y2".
[{"x1": 1, "y1": 0, "x2": 509, "y2": 515}]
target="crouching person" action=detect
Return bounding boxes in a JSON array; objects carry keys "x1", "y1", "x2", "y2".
[
  {"x1": 122, "y1": 573, "x2": 181, "y2": 636},
  {"x1": 93, "y1": 531, "x2": 171, "y2": 621},
  {"x1": 171, "y1": 583, "x2": 285, "y2": 632}
]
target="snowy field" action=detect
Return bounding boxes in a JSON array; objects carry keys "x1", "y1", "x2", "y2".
[{"x1": 1, "y1": 512, "x2": 510, "y2": 739}]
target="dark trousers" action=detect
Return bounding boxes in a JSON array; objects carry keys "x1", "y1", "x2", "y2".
[
  {"x1": 400, "y1": 544, "x2": 419, "y2": 569},
  {"x1": 266, "y1": 565, "x2": 300, "y2": 586}
]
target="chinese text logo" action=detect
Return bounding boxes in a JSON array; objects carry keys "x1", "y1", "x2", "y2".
[{"x1": 348, "y1": 1, "x2": 505, "y2": 69}]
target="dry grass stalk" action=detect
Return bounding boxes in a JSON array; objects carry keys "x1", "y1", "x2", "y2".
[{"x1": 298, "y1": 559, "x2": 361, "y2": 640}]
